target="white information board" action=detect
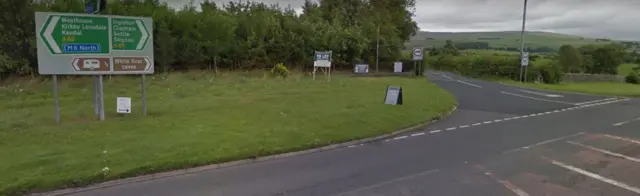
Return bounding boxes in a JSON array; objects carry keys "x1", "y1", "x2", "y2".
[
  {"x1": 117, "y1": 97, "x2": 131, "y2": 113},
  {"x1": 393, "y1": 62, "x2": 403, "y2": 73}
]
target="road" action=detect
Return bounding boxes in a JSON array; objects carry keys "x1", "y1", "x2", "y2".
[{"x1": 51, "y1": 71, "x2": 640, "y2": 196}]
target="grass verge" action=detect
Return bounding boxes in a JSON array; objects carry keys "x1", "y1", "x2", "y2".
[
  {"x1": 0, "y1": 71, "x2": 456, "y2": 195},
  {"x1": 501, "y1": 80, "x2": 640, "y2": 97}
]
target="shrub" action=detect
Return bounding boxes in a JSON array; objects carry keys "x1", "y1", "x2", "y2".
[
  {"x1": 536, "y1": 62, "x2": 564, "y2": 84},
  {"x1": 625, "y1": 71, "x2": 640, "y2": 84},
  {"x1": 270, "y1": 63, "x2": 290, "y2": 78}
]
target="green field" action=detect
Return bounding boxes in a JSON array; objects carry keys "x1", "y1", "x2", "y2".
[
  {"x1": 407, "y1": 31, "x2": 611, "y2": 50},
  {"x1": 618, "y1": 63, "x2": 638, "y2": 76},
  {"x1": 502, "y1": 81, "x2": 640, "y2": 97},
  {"x1": 0, "y1": 72, "x2": 455, "y2": 195}
]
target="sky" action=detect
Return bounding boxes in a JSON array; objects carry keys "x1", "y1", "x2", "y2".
[{"x1": 162, "y1": 0, "x2": 640, "y2": 41}]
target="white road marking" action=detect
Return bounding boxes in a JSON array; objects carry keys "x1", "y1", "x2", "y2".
[
  {"x1": 493, "y1": 119, "x2": 502, "y2": 122},
  {"x1": 575, "y1": 97, "x2": 618, "y2": 105},
  {"x1": 384, "y1": 139, "x2": 391, "y2": 142},
  {"x1": 429, "y1": 130, "x2": 442, "y2": 134},
  {"x1": 393, "y1": 136, "x2": 408, "y2": 140},
  {"x1": 512, "y1": 116, "x2": 521, "y2": 119},
  {"x1": 503, "y1": 132, "x2": 585, "y2": 154},
  {"x1": 472, "y1": 123, "x2": 482, "y2": 126},
  {"x1": 567, "y1": 141, "x2": 640, "y2": 163},
  {"x1": 544, "y1": 112, "x2": 551, "y2": 114},
  {"x1": 332, "y1": 169, "x2": 440, "y2": 196},
  {"x1": 475, "y1": 165, "x2": 531, "y2": 196},
  {"x1": 612, "y1": 117, "x2": 640, "y2": 127},
  {"x1": 518, "y1": 89, "x2": 563, "y2": 97},
  {"x1": 442, "y1": 75, "x2": 453, "y2": 80},
  {"x1": 445, "y1": 127, "x2": 457, "y2": 131},
  {"x1": 504, "y1": 117, "x2": 513, "y2": 121},
  {"x1": 459, "y1": 125, "x2": 469, "y2": 128},
  {"x1": 411, "y1": 132, "x2": 425, "y2": 137},
  {"x1": 501, "y1": 91, "x2": 577, "y2": 105},
  {"x1": 457, "y1": 80, "x2": 482, "y2": 88},
  {"x1": 603, "y1": 134, "x2": 640, "y2": 145},
  {"x1": 546, "y1": 157, "x2": 640, "y2": 194},
  {"x1": 347, "y1": 145, "x2": 357, "y2": 148}
]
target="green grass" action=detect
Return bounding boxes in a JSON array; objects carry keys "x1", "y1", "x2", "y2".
[
  {"x1": 407, "y1": 31, "x2": 612, "y2": 50},
  {"x1": 0, "y1": 71, "x2": 455, "y2": 195},
  {"x1": 618, "y1": 63, "x2": 638, "y2": 76},
  {"x1": 502, "y1": 80, "x2": 640, "y2": 97}
]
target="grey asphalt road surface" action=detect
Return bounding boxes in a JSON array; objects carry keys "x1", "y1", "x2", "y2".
[{"x1": 54, "y1": 71, "x2": 640, "y2": 196}]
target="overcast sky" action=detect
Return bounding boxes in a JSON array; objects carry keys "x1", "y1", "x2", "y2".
[{"x1": 163, "y1": 0, "x2": 640, "y2": 41}]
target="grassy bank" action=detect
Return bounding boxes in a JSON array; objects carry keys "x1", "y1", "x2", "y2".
[
  {"x1": 0, "y1": 71, "x2": 455, "y2": 195},
  {"x1": 502, "y1": 80, "x2": 640, "y2": 97}
]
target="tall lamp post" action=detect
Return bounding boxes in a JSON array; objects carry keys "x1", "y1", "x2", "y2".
[{"x1": 518, "y1": 0, "x2": 528, "y2": 82}]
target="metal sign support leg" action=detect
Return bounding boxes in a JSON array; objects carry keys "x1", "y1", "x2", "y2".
[
  {"x1": 142, "y1": 74, "x2": 147, "y2": 116},
  {"x1": 93, "y1": 76, "x2": 99, "y2": 116},
  {"x1": 53, "y1": 75, "x2": 60, "y2": 124},
  {"x1": 98, "y1": 75, "x2": 105, "y2": 121}
]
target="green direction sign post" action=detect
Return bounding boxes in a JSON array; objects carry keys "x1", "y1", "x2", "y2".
[
  {"x1": 40, "y1": 15, "x2": 110, "y2": 54},
  {"x1": 112, "y1": 18, "x2": 150, "y2": 51},
  {"x1": 36, "y1": 12, "x2": 154, "y2": 75}
]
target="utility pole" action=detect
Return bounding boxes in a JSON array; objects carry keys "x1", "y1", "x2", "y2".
[
  {"x1": 375, "y1": 25, "x2": 380, "y2": 72},
  {"x1": 518, "y1": 0, "x2": 528, "y2": 82}
]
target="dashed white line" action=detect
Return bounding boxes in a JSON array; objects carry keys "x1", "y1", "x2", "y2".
[
  {"x1": 457, "y1": 80, "x2": 482, "y2": 88},
  {"x1": 472, "y1": 123, "x2": 482, "y2": 126},
  {"x1": 504, "y1": 132, "x2": 585, "y2": 154},
  {"x1": 483, "y1": 121, "x2": 493, "y2": 124},
  {"x1": 333, "y1": 169, "x2": 440, "y2": 196},
  {"x1": 429, "y1": 130, "x2": 442, "y2": 134},
  {"x1": 567, "y1": 141, "x2": 640, "y2": 163},
  {"x1": 347, "y1": 145, "x2": 357, "y2": 148},
  {"x1": 493, "y1": 119, "x2": 502, "y2": 122},
  {"x1": 474, "y1": 165, "x2": 531, "y2": 196},
  {"x1": 445, "y1": 127, "x2": 457, "y2": 131},
  {"x1": 603, "y1": 134, "x2": 640, "y2": 145},
  {"x1": 411, "y1": 132, "x2": 426, "y2": 137},
  {"x1": 459, "y1": 125, "x2": 469, "y2": 128},
  {"x1": 393, "y1": 136, "x2": 408, "y2": 140},
  {"x1": 545, "y1": 157, "x2": 640, "y2": 194},
  {"x1": 503, "y1": 117, "x2": 513, "y2": 121},
  {"x1": 612, "y1": 117, "x2": 640, "y2": 127},
  {"x1": 441, "y1": 75, "x2": 453, "y2": 80},
  {"x1": 512, "y1": 116, "x2": 521, "y2": 119}
]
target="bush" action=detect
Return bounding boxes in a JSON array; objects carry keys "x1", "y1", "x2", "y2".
[
  {"x1": 625, "y1": 71, "x2": 640, "y2": 84},
  {"x1": 536, "y1": 62, "x2": 564, "y2": 84},
  {"x1": 270, "y1": 63, "x2": 290, "y2": 78}
]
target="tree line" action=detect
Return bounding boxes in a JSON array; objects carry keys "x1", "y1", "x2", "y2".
[
  {"x1": 428, "y1": 41, "x2": 638, "y2": 84},
  {"x1": 0, "y1": 0, "x2": 418, "y2": 78}
]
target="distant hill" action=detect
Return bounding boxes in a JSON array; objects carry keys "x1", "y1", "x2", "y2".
[{"x1": 406, "y1": 31, "x2": 636, "y2": 52}]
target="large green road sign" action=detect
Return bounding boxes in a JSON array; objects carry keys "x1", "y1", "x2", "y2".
[{"x1": 35, "y1": 12, "x2": 154, "y2": 75}]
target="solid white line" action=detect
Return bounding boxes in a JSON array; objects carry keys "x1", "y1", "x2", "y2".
[
  {"x1": 567, "y1": 141, "x2": 640, "y2": 163},
  {"x1": 472, "y1": 123, "x2": 482, "y2": 126},
  {"x1": 445, "y1": 127, "x2": 457, "y2": 131},
  {"x1": 411, "y1": 132, "x2": 426, "y2": 137},
  {"x1": 393, "y1": 136, "x2": 408, "y2": 140},
  {"x1": 519, "y1": 89, "x2": 563, "y2": 97},
  {"x1": 575, "y1": 97, "x2": 618, "y2": 105},
  {"x1": 459, "y1": 125, "x2": 469, "y2": 128},
  {"x1": 332, "y1": 169, "x2": 440, "y2": 196},
  {"x1": 501, "y1": 91, "x2": 577, "y2": 105},
  {"x1": 457, "y1": 80, "x2": 483, "y2": 88},
  {"x1": 548, "y1": 158, "x2": 640, "y2": 194},
  {"x1": 612, "y1": 117, "x2": 640, "y2": 127},
  {"x1": 504, "y1": 132, "x2": 585, "y2": 154},
  {"x1": 429, "y1": 130, "x2": 442, "y2": 134},
  {"x1": 603, "y1": 134, "x2": 640, "y2": 145}
]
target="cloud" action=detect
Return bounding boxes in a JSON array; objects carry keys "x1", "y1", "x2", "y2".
[{"x1": 162, "y1": 0, "x2": 640, "y2": 40}]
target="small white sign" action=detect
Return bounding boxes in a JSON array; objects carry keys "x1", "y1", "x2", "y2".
[
  {"x1": 117, "y1": 97, "x2": 132, "y2": 114},
  {"x1": 521, "y1": 52, "x2": 529, "y2": 67},
  {"x1": 393, "y1": 62, "x2": 403, "y2": 73}
]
